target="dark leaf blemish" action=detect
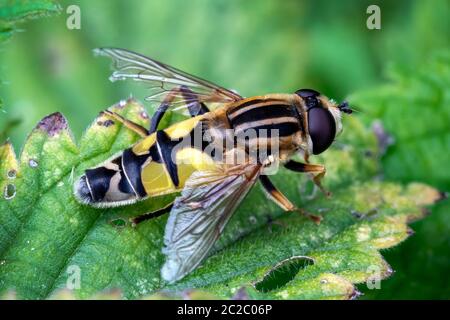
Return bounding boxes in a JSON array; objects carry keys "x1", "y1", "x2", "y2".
[{"x1": 36, "y1": 112, "x2": 68, "y2": 136}]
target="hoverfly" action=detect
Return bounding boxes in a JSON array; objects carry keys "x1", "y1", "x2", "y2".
[{"x1": 74, "y1": 48, "x2": 353, "y2": 283}]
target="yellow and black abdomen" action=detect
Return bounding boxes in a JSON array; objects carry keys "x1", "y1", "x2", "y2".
[
  {"x1": 74, "y1": 147, "x2": 151, "y2": 207},
  {"x1": 74, "y1": 115, "x2": 216, "y2": 207}
]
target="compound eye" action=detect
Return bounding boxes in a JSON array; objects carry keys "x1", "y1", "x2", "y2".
[
  {"x1": 295, "y1": 89, "x2": 320, "y2": 109},
  {"x1": 295, "y1": 88, "x2": 320, "y2": 99},
  {"x1": 308, "y1": 108, "x2": 336, "y2": 155}
]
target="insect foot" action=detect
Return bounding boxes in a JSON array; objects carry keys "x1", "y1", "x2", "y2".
[{"x1": 295, "y1": 208, "x2": 322, "y2": 225}]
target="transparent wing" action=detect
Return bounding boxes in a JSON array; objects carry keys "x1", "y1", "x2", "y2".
[
  {"x1": 161, "y1": 163, "x2": 262, "y2": 283},
  {"x1": 94, "y1": 48, "x2": 242, "y2": 113}
]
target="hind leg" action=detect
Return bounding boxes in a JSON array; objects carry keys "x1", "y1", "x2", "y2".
[
  {"x1": 259, "y1": 175, "x2": 322, "y2": 224},
  {"x1": 131, "y1": 202, "x2": 174, "y2": 226},
  {"x1": 103, "y1": 86, "x2": 210, "y2": 136},
  {"x1": 102, "y1": 110, "x2": 149, "y2": 137}
]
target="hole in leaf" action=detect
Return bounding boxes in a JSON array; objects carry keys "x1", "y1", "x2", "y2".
[
  {"x1": 254, "y1": 256, "x2": 314, "y2": 293},
  {"x1": 4, "y1": 184, "x2": 16, "y2": 200},
  {"x1": 111, "y1": 218, "x2": 126, "y2": 228},
  {"x1": 7, "y1": 170, "x2": 16, "y2": 179}
]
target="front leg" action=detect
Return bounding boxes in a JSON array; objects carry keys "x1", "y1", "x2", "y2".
[
  {"x1": 259, "y1": 175, "x2": 321, "y2": 224},
  {"x1": 284, "y1": 160, "x2": 330, "y2": 197}
]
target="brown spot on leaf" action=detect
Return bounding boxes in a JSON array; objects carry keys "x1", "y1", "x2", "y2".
[
  {"x1": 97, "y1": 119, "x2": 114, "y2": 127},
  {"x1": 36, "y1": 112, "x2": 67, "y2": 136},
  {"x1": 103, "y1": 120, "x2": 115, "y2": 127}
]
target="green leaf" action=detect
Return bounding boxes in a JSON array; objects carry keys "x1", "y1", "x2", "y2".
[
  {"x1": 0, "y1": 98, "x2": 442, "y2": 299},
  {"x1": 0, "y1": 0, "x2": 61, "y2": 42},
  {"x1": 351, "y1": 52, "x2": 450, "y2": 189},
  {"x1": 350, "y1": 51, "x2": 450, "y2": 299}
]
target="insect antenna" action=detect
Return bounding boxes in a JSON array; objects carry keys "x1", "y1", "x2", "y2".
[
  {"x1": 337, "y1": 101, "x2": 353, "y2": 114},
  {"x1": 338, "y1": 101, "x2": 363, "y2": 114}
]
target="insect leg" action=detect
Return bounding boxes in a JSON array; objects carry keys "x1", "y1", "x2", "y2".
[
  {"x1": 102, "y1": 110, "x2": 149, "y2": 137},
  {"x1": 284, "y1": 160, "x2": 330, "y2": 197},
  {"x1": 259, "y1": 175, "x2": 321, "y2": 224},
  {"x1": 179, "y1": 85, "x2": 210, "y2": 116},
  {"x1": 149, "y1": 91, "x2": 177, "y2": 134},
  {"x1": 149, "y1": 86, "x2": 210, "y2": 134},
  {"x1": 259, "y1": 175, "x2": 295, "y2": 211},
  {"x1": 130, "y1": 202, "x2": 174, "y2": 226}
]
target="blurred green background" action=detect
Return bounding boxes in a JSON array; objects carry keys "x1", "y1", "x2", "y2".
[{"x1": 0, "y1": 0, "x2": 448, "y2": 299}]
